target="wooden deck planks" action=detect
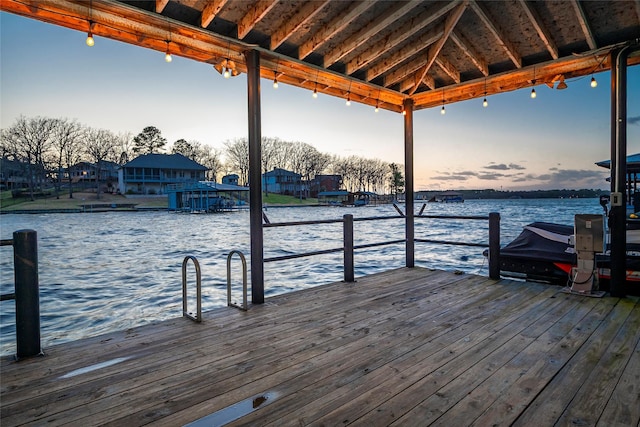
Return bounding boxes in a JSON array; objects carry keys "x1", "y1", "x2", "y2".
[{"x1": 1, "y1": 267, "x2": 639, "y2": 427}]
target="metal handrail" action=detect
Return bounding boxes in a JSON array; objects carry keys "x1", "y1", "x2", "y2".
[
  {"x1": 262, "y1": 210, "x2": 501, "y2": 280},
  {"x1": 227, "y1": 250, "x2": 248, "y2": 311},
  {"x1": 182, "y1": 255, "x2": 202, "y2": 322}
]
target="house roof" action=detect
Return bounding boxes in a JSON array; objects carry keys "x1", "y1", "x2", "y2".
[
  {"x1": 596, "y1": 153, "x2": 640, "y2": 173},
  {"x1": 2, "y1": 1, "x2": 638, "y2": 113},
  {"x1": 263, "y1": 168, "x2": 302, "y2": 177},
  {"x1": 124, "y1": 153, "x2": 208, "y2": 170}
]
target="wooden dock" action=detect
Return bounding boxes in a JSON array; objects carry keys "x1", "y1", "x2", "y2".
[{"x1": 1, "y1": 267, "x2": 639, "y2": 426}]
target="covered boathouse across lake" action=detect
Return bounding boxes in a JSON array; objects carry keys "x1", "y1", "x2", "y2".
[{"x1": 1, "y1": 0, "x2": 639, "y2": 425}]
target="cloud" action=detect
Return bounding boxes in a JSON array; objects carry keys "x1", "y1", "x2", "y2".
[{"x1": 483, "y1": 163, "x2": 525, "y2": 171}]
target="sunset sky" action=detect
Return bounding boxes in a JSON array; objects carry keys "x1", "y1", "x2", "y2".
[{"x1": 1, "y1": 12, "x2": 639, "y2": 191}]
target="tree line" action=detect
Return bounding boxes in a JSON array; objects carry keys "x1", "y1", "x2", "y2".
[{"x1": 1, "y1": 116, "x2": 404, "y2": 200}]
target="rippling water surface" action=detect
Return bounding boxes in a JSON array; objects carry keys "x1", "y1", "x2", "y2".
[{"x1": 0, "y1": 198, "x2": 601, "y2": 355}]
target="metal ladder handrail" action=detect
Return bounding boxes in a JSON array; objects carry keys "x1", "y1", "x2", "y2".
[
  {"x1": 182, "y1": 255, "x2": 202, "y2": 322},
  {"x1": 227, "y1": 250, "x2": 248, "y2": 311}
]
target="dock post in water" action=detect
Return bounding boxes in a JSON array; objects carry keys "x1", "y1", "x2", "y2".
[
  {"x1": 13, "y1": 229, "x2": 41, "y2": 359},
  {"x1": 343, "y1": 214, "x2": 355, "y2": 282},
  {"x1": 488, "y1": 212, "x2": 501, "y2": 280}
]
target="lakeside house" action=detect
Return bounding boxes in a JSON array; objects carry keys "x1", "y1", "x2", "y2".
[
  {"x1": 262, "y1": 167, "x2": 308, "y2": 196},
  {"x1": 118, "y1": 153, "x2": 208, "y2": 195}
]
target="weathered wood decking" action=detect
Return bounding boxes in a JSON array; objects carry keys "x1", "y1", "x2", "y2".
[{"x1": 1, "y1": 268, "x2": 639, "y2": 426}]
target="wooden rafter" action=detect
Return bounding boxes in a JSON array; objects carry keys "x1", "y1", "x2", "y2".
[
  {"x1": 435, "y1": 57, "x2": 460, "y2": 84},
  {"x1": 570, "y1": 0, "x2": 597, "y2": 49},
  {"x1": 408, "y1": 1, "x2": 467, "y2": 95},
  {"x1": 346, "y1": 1, "x2": 461, "y2": 75},
  {"x1": 470, "y1": 0, "x2": 522, "y2": 68},
  {"x1": 298, "y1": 2, "x2": 375, "y2": 60},
  {"x1": 323, "y1": 0, "x2": 420, "y2": 68},
  {"x1": 518, "y1": 0, "x2": 558, "y2": 59},
  {"x1": 450, "y1": 30, "x2": 488, "y2": 76},
  {"x1": 237, "y1": 0, "x2": 279, "y2": 40},
  {"x1": 201, "y1": 0, "x2": 228, "y2": 28},
  {"x1": 369, "y1": 27, "x2": 443, "y2": 83},
  {"x1": 270, "y1": 0, "x2": 329, "y2": 50},
  {"x1": 155, "y1": 0, "x2": 169, "y2": 14},
  {"x1": 384, "y1": 52, "x2": 437, "y2": 89}
]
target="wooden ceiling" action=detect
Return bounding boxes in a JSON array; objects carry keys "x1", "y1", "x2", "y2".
[{"x1": 2, "y1": 0, "x2": 640, "y2": 112}]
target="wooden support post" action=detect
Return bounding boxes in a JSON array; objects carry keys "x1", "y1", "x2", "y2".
[
  {"x1": 488, "y1": 212, "x2": 500, "y2": 280},
  {"x1": 13, "y1": 229, "x2": 41, "y2": 359},
  {"x1": 343, "y1": 214, "x2": 354, "y2": 282},
  {"x1": 404, "y1": 98, "x2": 415, "y2": 268},
  {"x1": 246, "y1": 49, "x2": 264, "y2": 304}
]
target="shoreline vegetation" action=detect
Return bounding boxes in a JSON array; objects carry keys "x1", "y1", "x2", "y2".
[{"x1": 0, "y1": 188, "x2": 607, "y2": 214}]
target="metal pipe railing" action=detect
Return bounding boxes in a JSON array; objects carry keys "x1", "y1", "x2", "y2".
[
  {"x1": 263, "y1": 211, "x2": 501, "y2": 282},
  {"x1": 1, "y1": 230, "x2": 42, "y2": 359}
]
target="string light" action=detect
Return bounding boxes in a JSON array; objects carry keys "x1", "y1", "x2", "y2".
[
  {"x1": 312, "y1": 70, "x2": 319, "y2": 98},
  {"x1": 530, "y1": 67, "x2": 537, "y2": 99},
  {"x1": 224, "y1": 66, "x2": 231, "y2": 78},
  {"x1": 273, "y1": 72, "x2": 279, "y2": 89},
  {"x1": 86, "y1": 26, "x2": 95, "y2": 46},
  {"x1": 441, "y1": 89, "x2": 446, "y2": 115},
  {"x1": 482, "y1": 77, "x2": 488, "y2": 107},
  {"x1": 374, "y1": 89, "x2": 380, "y2": 112},
  {"x1": 345, "y1": 81, "x2": 352, "y2": 106},
  {"x1": 164, "y1": 41, "x2": 172, "y2": 62},
  {"x1": 591, "y1": 76, "x2": 598, "y2": 88},
  {"x1": 86, "y1": 0, "x2": 94, "y2": 46}
]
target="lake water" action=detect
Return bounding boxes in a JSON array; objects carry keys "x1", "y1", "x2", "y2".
[{"x1": 0, "y1": 198, "x2": 603, "y2": 356}]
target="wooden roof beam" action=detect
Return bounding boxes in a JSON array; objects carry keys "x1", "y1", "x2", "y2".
[
  {"x1": 518, "y1": 0, "x2": 558, "y2": 59},
  {"x1": 298, "y1": 2, "x2": 375, "y2": 60},
  {"x1": 435, "y1": 57, "x2": 461, "y2": 84},
  {"x1": 346, "y1": 0, "x2": 462, "y2": 75},
  {"x1": 155, "y1": 0, "x2": 169, "y2": 14},
  {"x1": 369, "y1": 28, "x2": 443, "y2": 84},
  {"x1": 450, "y1": 30, "x2": 488, "y2": 76},
  {"x1": 399, "y1": 73, "x2": 435, "y2": 93},
  {"x1": 470, "y1": 0, "x2": 522, "y2": 68},
  {"x1": 270, "y1": 0, "x2": 329, "y2": 50},
  {"x1": 409, "y1": 1, "x2": 467, "y2": 95},
  {"x1": 570, "y1": 0, "x2": 597, "y2": 49},
  {"x1": 323, "y1": 0, "x2": 421, "y2": 68},
  {"x1": 201, "y1": 0, "x2": 228, "y2": 28},
  {"x1": 237, "y1": 0, "x2": 279, "y2": 40}
]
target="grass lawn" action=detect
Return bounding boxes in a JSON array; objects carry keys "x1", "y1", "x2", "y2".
[{"x1": 0, "y1": 190, "x2": 317, "y2": 212}]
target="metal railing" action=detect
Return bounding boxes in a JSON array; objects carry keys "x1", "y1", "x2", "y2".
[
  {"x1": 263, "y1": 209, "x2": 501, "y2": 281},
  {"x1": 1, "y1": 230, "x2": 42, "y2": 359},
  {"x1": 182, "y1": 255, "x2": 202, "y2": 322}
]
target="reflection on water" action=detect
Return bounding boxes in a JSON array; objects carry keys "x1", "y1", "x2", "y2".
[{"x1": 0, "y1": 198, "x2": 601, "y2": 355}]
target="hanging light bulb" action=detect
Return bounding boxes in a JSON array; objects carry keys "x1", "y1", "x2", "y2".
[
  {"x1": 312, "y1": 86, "x2": 318, "y2": 98},
  {"x1": 530, "y1": 67, "x2": 537, "y2": 99},
  {"x1": 86, "y1": 31, "x2": 95, "y2": 46},
  {"x1": 530, "y1": 87, "x2": 537, "y2": 99},
  {"x1": 591, "y1": 76, "x2": 598, "y2": 88},
  {"x1": 482, "y1": 78, "x2": 488, "y2": 107},
  {"x1": 346, "y1": 93, "x2": 351, "y2": 106},
  {"x1": 374, "y1": 102, "x2": 379, "y2": 113},
  {"x1": 273, "y1": 71, "x2": 279, "y2": 89},
  {"x1": 441, "y1": 105, "x2": 446, "y2": 115},
  {"x1": 164, "y1": 41, "x2": 172, "y2": 62},
  {"x1": 223, "y1": 68, "x2": 231, "y2": 78}
]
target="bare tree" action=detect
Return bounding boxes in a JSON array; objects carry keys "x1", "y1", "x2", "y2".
[
  {"x1": 223, "y1": 138, "x2": 249, "y2": 186},
  {"x1": 53, "y1": 118, "x2": 85, "y2": 199},
  {"x1": 115, "y1": 131, "x2": 134, "y2": 165},
  {"x1": 198, "y1": 144, "x2": 222, "y2": 182},
  {"x1": 85, "y1": 128, "x2": 117, "y2": 199},
  {"x1": 2, "y1": 116, "x2": 57, "y2": 200}
]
